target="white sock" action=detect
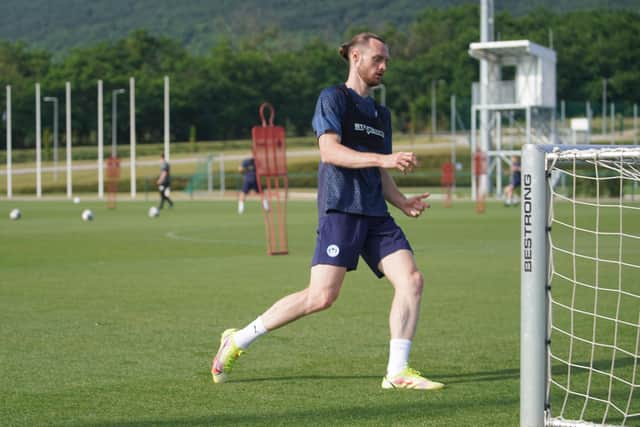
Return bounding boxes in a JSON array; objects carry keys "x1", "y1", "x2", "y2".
[
  {"x1": 233, "y1": 316, "x2": 268, "y2": 350},
  {"x1": 387, "y1": 339, "x2": 412, "y2": 377},
  {"x1": 238, "y1": 200, "x2": 245, "y2": 214}
]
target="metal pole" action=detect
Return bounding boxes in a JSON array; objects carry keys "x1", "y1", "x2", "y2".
[
  {"x1": 479, "y1": 0, "x2": 493, "y2": 201},
  {"x1": 451, "y1": 94, "x2": 456, "y2": 135},
  {"x1": 44, "y1": 96, "x2": 59, "y2": 180},
  {"x1": 98, "y1": 80, "x2": 104, "y2": 199},
  {"x1": 65, "y1": 82, "x2": 72, "y2": 198},
  {"x1": 36, "y1": 83, "x2": 42, "y2": 198},
  {"x1": 130, "y1": 77, "x2": 136, "y2": 198},
  {"x1": 53, "y1": 98, "x2": 58, "y2": 180},
  {"x1": 53, "y1": 98, "x2": 58, "y2": 179},
  {"x1": 520, "y1": 143, "x2": 548, "y2": 427},
  {"x1": 164, "y1": 75, "x2": 170, "y2": 161},
  {"x1": 6, "y1": 85, "x2": 12, "y2": 199},
  {"x1": 112, "y1": 90, "x2": 116, "y2": 158},
  {"x1": 112, "y1": 88, "x2": 125, "y2": 158},
  {"x1": 496, "y1": 112, "x2": 502, "y2": 197},
  {"x1": 560, "y1": 99, "x2": 565, "y2": 129},
  {"x1": 471, "y1": 106, "x2": 477, "y2": 200}
]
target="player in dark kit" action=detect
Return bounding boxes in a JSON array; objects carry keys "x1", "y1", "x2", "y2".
[
  {"x1": 212, "y1": 32, "x2": 443, "y2": 390},
  {"x1": 237, "y1": 158, "x2": 259, "y2": 214},
  {"x1": 504, "y1": 155, "x2": 521, "y2": 207},
  {"x1": 157, "y1": 153, "x2": 173, "y2": 209}
]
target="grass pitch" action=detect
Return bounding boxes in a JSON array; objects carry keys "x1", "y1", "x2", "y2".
[{"x1": 2, "y1": 198, "x2": 526, "y2": 426}]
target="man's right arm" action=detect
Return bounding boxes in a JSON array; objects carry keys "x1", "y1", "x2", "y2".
[{"x1": 318, "y1": 131, "x2": 419, "y2": 173}]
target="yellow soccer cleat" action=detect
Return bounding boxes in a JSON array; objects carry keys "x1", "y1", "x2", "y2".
[
  {"x1": 381, "y1": 367, "x2": 444, "y2": 390},
  {"x1": 211, "y1": 328, "x2": 245, "y2": 384}
]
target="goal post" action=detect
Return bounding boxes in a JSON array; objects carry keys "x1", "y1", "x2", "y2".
[
  {"x1": 521, "y1": 144, "x2": 640, "y2": 427},
  {"x1": 521, "y1": 143, "x2": 549, "y2": 427}
]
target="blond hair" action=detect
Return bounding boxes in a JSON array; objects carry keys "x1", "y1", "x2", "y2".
[{"x1": 339, "y1": 32, "x2": 386, "y2": 62}]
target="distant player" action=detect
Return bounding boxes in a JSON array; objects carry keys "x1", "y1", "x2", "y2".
[
  {"x1": 504, "y1": 155, "x2": 521, "y2": 207},
  {"x1": 237, "y1": 157, "x2": 261, "y2": 214},
  {"x1": 157, "y1": 153, "x2": 173, "y2": 209},
  {"x1": 212, "y1": 32, "x2": 443, "y2": 391}
]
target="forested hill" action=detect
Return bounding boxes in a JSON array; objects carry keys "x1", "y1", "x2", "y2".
[{"x1": 1, "y1": 0, "x2": 639, "y2": 55}]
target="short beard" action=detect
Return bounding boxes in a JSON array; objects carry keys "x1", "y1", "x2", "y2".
[{"x1": 357, "y1": 66, "x2": 381, "y2": 88}]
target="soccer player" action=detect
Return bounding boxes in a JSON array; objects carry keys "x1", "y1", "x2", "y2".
[
  {"x1": 212, "y1": 32, "x2": 444, "y2": 391},
  {"x1": 237, "y1": 157, "x2": 259, "y2": 214},
  {"x1": 504, "y1": 155, "x2": 521, "y2": 207},
  {"x1": 156, "y1": 153, "x2": 173, "y2": 209}
]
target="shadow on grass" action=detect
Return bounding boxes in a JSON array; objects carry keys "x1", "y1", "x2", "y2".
[
  {"x1": 72, "y1": 395, "x2": 517, "y2": 427},
  {"x1": 221, "y1": 355, "x2": 637, "y2": 386},
  {"x1": 229, "y1": 374, "x2": 380, "y2": 383},
  {"x1": 550, "y1": 356, "x2": 637, "y2": 375},
  {"x1": 435, "y1": 356, "x2": 638, "y2": 385}
]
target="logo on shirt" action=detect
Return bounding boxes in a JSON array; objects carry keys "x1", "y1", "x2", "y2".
[
  {"x1": 326, "y1": 244, "x2": 340, "y2": 258},
  {"x1": 354, "y1": 123, "x2": 384, "y2": 138}
]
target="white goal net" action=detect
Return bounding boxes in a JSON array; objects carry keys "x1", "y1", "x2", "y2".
[{"x1": 521, "y1": 144, "x2": 640, "y2": 427}]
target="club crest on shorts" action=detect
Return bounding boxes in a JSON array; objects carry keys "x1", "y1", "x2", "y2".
[{"x1": 326, "y1": 244, "x2": 340, "y2": 258}]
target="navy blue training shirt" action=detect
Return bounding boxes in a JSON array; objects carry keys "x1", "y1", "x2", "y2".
[
  {"x1": 242, "y1": 158, "x2": 257, "y2": 182},
  {"x1": 312, "y1": 85, "x2": 392, "y2": 217}
]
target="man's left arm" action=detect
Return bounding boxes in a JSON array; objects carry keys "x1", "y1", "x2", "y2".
[{"x1": 380, "y1": 168, "x2": 430, "y2": 218}]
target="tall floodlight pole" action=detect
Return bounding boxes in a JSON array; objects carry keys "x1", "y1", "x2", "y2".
[
  {"x1": 478, "y1": 0, "x2": 494, "y2": 201},
  {"x1": 451, "y1": 94, "x2": 456, "y2": 135},
  {"x1": 98, "y1": 80, "x2": 104, "y2": 199},
  {"x1": 65, "y1": 82, "x2": 72, "y2": 198},
  {"x1": 164, "y1": 75, "x2": 170, "y2": 161},
  {"x1": 111, "y1": 88, "x2": 125, "y2": 158},
  {"x1": 43, "y1": 96, "x2": 59, "y2": 181},
  {"x1": 130, "y1": 77, "x2": 136, "y2": 198},
  {"x1": 5, "y1": 85, "x2": 12, "y2": 199},
  {"x1": 35, "y1": 83, "x2": 42, "y2": 198}
]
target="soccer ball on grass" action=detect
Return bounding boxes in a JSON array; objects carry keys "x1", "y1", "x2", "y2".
[
  {"x1": 148, "y1": 206, "x2": 160, "y2": 218},
  {"x1": 81, "y1": 209, "x2": 94, "y2": 221},
  {"x1": 9, "y1": 208, "x2": 21, "y2": 220}
]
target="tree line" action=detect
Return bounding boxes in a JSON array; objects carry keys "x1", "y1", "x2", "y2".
[{"x1": 0, "y1": 4, "x2": 639, "y2": 150}]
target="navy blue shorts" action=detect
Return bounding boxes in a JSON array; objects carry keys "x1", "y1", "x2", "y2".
[
  {"x1": 511, "y1": 172, "x2": 521, "y2": 188},
  {"x1": 311, "y1": 211, "x2": 412, "y2": 278},
  {"x1": 242, "y1": 178, "x2": 259, "y2": 194}
]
